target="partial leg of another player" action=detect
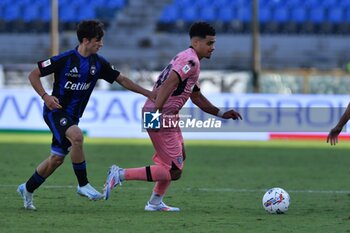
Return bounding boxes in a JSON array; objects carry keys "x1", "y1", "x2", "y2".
[{"x1": 103, "y1": 164, "x2": 180, "y2": 211}]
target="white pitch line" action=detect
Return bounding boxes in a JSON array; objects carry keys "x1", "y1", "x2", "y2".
[
  {"x1": 191, "y1": 188, "x2": 350, "y2": 194},
  {"x1": 1, "y1": 184, "x2": 350, "y2": 194}
]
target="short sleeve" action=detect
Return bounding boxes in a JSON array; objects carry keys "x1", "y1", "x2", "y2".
[
  {"x1": 172, "y1": 58, "x2": 197, "y2": 81},
  {"x1": 192, "y1": 81, "x2": 201, "y2": 92},
  {"x1": 99, "y1": 56, "x2": 121, "y2": 84},
  {"x1": 37, "y1": 54, "x2": 66, "y2": 76}
]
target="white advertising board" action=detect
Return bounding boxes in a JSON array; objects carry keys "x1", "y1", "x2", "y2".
[{"x1": 0, "y1": 89, "x2": 348, "y2": 140}]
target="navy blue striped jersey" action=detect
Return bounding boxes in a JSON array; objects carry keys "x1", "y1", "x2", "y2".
[{"x1": 38, "y1": 47, "x2": 120, "y2": 119}]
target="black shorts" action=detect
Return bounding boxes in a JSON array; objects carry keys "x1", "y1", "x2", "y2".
[{"x1": 43, "y1": 110, "x2": 79, "y2": 156}]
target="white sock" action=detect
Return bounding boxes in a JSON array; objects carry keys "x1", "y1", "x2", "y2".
[
  {"x1": 119, "y1": 169, "x2": 125, "y2": 181},
  {"x1": 149, "y1": 191, "x2": 163, "y2": 205}
]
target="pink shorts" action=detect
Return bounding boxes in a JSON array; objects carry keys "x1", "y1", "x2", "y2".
[{"x1": 147, "y1": 128, "x2": 184, "y2": 170}]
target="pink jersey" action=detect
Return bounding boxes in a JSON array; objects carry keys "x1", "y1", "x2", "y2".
[{"x1": 144, "y1": 47, "x2": 200, "y2": 114}]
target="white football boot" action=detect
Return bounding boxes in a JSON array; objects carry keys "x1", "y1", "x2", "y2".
[
  {"x1": 144, "y1": 201, "x2": 180, "y2": 212},
  {"x1": 103, "y1": 165, "x2": 122, "y2": 200},
  {"x1": 77, "y1": 183, "x2": 103, "y2": 200},
  {"x1": 17, "y1": 183, "x2": 36, "y2": 210}
]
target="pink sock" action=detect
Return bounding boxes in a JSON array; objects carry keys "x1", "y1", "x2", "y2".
[{"x1": 124, "y1": 165, "x2": 171, "y2": 181}]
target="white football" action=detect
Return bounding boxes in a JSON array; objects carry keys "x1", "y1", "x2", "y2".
[{"x1": 262, "y1": 187, "x2": 290, "y2": 214}]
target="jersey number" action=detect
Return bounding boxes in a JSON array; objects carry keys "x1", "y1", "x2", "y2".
[{"x1": 155, "y1": 64, "x2": 172, "y2": 88}]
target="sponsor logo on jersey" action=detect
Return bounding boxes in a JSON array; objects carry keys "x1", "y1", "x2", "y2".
[
  {"x1": 64, "y1": 81, "x2": 91, "y2": 90},
  {"x1": 70, "y1": 67, "x2": 78, "y2": 73},
  {"x1": 188, "y1": 60, "x2": 195, "y2": 67},
  {"x1": 41, "y1": 59, "x2": 51, "y2": 68},
  {"x1": 65, "y1": 66, "x2": 81, "y2": 78}
]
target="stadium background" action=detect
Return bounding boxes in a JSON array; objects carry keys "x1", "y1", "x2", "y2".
[
  {"x1": 1, "y1": 1, "x2": 350, "y2": 232},
  {"x1": 1, "y1": 0, "x2": 350, "y2": 139}
]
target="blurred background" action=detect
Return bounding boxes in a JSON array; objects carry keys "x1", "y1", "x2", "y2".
[
  {"x1": 1, "y1": 0, "x2": 350, "y2": 93},
  {"x1": 1, "y1": 0, "x2": 350, "y2": 139}
]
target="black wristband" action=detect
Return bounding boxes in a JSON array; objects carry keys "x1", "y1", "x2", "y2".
[{"x1": 41, "y1": 93, "x2": 47, "y2": 99}]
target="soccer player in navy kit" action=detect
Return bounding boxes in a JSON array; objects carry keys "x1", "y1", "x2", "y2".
[{"x1": 17, "y1": 20, "x2": 154, "y2": 210}]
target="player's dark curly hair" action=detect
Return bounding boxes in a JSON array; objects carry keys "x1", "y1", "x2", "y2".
[
  {"x1": 76, "y1": 20, "x2": 104, "y2": 43},
  {"x1": 189, "y1": 21, "x2": 216, "y2": 39}
]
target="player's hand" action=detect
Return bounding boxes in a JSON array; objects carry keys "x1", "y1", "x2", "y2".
[
  {"x1": 43, "y1": 95, "x2": 62, "y2": 110},
  {"x1": 327, "y1": 126, "x2": 342, "y2": 146},
  {"x1": 222, "y1": 110, "x2": 242, "y2": 120}
]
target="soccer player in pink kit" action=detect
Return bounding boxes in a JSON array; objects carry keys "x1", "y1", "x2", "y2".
[{"x1": 103, "y1": 22, "x2": 242, "y2": 211}]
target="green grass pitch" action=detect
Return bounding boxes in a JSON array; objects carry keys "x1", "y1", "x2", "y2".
[{"x1": 1, "y1": 133, "x2": 350, "y2": 233}]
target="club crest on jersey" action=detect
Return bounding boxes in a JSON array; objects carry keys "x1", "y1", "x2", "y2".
[
  {"x1": 182, "y1": 64, "x2": 191, "y2": 74},
  {"x1": 90, "y1": 65, "x2": 96, "y2": 75},
  {"x1": 41, "y1": 59, "x2": 51, "y2": 68},
  {"x1": 60, "y1": 118, "x2": 68, "y2": 126},
  {"x1": 111, "y1": 64, "x2": 117, "y2": 71}
]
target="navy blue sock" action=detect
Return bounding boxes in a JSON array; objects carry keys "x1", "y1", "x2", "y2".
[
  {"x1": 26, "y1": 171, "x2": 45, "y2": 193},
  {"x1": 73, "y1": 161, "x2": 88, "y2": 187}
]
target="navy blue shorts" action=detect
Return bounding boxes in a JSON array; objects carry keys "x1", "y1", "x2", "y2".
[{"x1": 43, "y1": 110, "x2": 79, "y2": 156}]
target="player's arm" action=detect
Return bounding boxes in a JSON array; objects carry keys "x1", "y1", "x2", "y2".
[
  {"x1": 28, "y1": 67, "x2": 62, "y2": 110},
  {"x1": 190, "y1": 90, "x2": 242, "y2": 120},
  {"x1": 116, "y1": 74, "x2": 155, "y2": 101},
  {"x1": 327, "y1": 102, "x2": 350, "y2": 145},
  {"x1": 154, "y1": 70, "x2": 180, "y2": 110}
]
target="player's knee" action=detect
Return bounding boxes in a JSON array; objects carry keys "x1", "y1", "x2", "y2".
[
  {"x1": 70, "y1": 134, "x2": 84, "y2": 146},
  {"x1": 170, "y1": 169, "x2": 182, "y2": 181},
  {"x1": 66, "y1": 126, "x2": 84, "y2": 146}
]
